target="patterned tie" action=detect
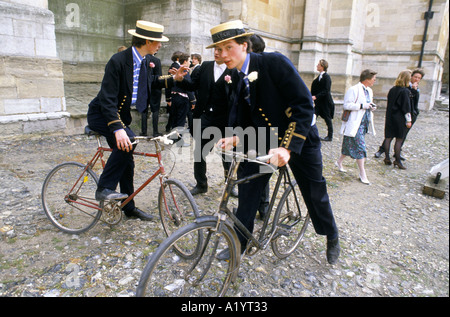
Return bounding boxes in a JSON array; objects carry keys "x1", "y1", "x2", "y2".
[
  {"x1": 136, "y1": 57, "x2": 148, "y2": 113},
  {"x1": 363, "y1": 87, "x2": 370, "y2": 104},
  {"x1": 228, "y1": 72, "x2": 252, "y2": 126},
  {"x1": 241, "y1": 72, "x2": 251, "y2": 106}
]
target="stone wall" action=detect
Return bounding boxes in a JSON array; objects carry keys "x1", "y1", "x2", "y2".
[
  {"x1": 45, "y1": 0, "x2": 449, "y2": 111},
  {"x1": 1, "y1": 0, "x2": 448, "y2": 138},
  {"x1": 0, "y1": 0, "x2": 68, "y2": 137},
  {"x1": 124, "y1": 0, "x2": 223, "y2": 68},
  {"x1": 48, "y1": 0, "x2": 126, "y2": 83}
]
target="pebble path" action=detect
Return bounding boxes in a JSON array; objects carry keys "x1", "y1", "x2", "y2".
[{"x1": 0, "y1": 106, "x2": 448, "y2": 298}]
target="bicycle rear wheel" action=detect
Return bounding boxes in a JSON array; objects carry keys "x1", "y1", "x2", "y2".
[
  {"x1": 158, "y1": 178, "x2": 201, "y2": 258},
  {"x1": 136, "y1": 217, "x2": 240, "y2": 297},
  {"x1": 42, "y1": 162, "x2": 101, "y2": 234},
  {"x1": 271, "y1": 181, "x2": 310, "y2": 259}
]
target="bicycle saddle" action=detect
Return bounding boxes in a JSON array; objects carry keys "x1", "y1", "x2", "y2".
[{"x1": 84, "y1": 125, "x2": 101, "y2": 136}]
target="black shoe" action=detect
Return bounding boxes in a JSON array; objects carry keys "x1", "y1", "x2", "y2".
[
  {"x1": 257, "y1": 203, "x2": 268, "y2": 220},
  {"x1": 374, "y1": 147, "x2": 384, "y2": 158},
  {"x1": 190, "y1": 185, "x2": 207, "y2": 196},
  {"x1": 258, "y1": 211, "x2": 267, "y2": 221},
  {"x1": 153, "y1": 132, "x2": 162, "y2": 137},
  {"x1": 326, "y1": 237, "x2": 340, "y2": 265},
  {"x1": 95, "y1": 188, "x2": 128, "y2": 201},
  {"x1": 124, "y1": 207, "x2": 154, "y2": 221},
  {"x1": 320, "y1": 136, "x2": 332, "y2": 142}
]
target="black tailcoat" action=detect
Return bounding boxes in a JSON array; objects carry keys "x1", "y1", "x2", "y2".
[
  {"x1": 87, "y1": 47, "x2": 175, "y2": 210},
  {"x1": 88, "y1": 47, "x2": 174, "y2": 134},
  {"x1": 310, "y1": 72, "x2": 335, "y2": 119},
  {"x1": 184, "y1": 61, "x2": 233, "y2": 187},
  {"x1": 228, "y1": 52, "x2": 338, "y2": 247}
]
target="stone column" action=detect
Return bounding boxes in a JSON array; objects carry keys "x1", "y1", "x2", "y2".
[
  {"x1": 0, "y1": 0, "x2": 68, "y2": 138},
  {"x1": 299, "y1": 0, "x2": 367, "y2": 97}
]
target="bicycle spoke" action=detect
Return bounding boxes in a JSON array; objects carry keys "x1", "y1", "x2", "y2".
[
  {"x1": 42, "y1": 162, "x2": 101, "y2": 234},
  {"x1": 137, "y1": 220, "x2": 238, "y2": 297},
  {"x1": 271, "y1": 183, "x2": 310, "y2": 259},
  {"x1": 159, "y1": 179, "x2": 201, "y2": 258}
]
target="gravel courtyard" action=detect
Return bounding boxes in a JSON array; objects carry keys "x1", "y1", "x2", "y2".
[{"x1": 0, "y1": 105, "x2": 448, "y2": 298}]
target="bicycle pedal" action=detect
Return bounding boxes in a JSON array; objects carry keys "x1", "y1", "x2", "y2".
[{"x1": 276, "y1": 224, "x2": 291, "y2": 237}]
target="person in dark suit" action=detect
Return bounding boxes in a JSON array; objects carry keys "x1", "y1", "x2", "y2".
[
  {"x1": 141, "y1": 53, "x2": 162, "y2": 136},
  {"x1": 311, "y1": 59, "x2": 335, "y2": 141},
  {"x1": 189, "y1": 53, "x2": 202, "y2": 135},
  {"x1": 183, "y1": 48, "x2": 236, "y2": 196},
  {"x1": 381, "y1": 70, "x2": 413, "y2": 169},
  {"x1": 211, "y1": 20, "x2": 340, "y2": 264},
  {"x1": 249, "y1": 34, "x2": 265, "y2": 53},
  {"x1": 165, "y1": 52, "x2": 196, "y2": 131},
  {"x1": 190, "y1": 54, "x2": 202, "y2": 74},
  {"x1": 374, "y1": 68, "x2": 424, "y2": 159},
  {"x1": 87, "y1": 21, "x2": 188, "y2": 221},
  {"x1": 250, "y1": 34, "x2": 269, "y2": 219},
  {"x1": 165, "y1": 51, "x2": 183, "y2": 132}
]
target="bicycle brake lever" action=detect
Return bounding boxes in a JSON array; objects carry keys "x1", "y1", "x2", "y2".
[{"x1": 256, "y1": 154, "x2": 273, "y2": 163}]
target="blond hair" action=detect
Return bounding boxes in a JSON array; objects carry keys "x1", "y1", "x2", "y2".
[{"x1": 394, "y1": 70, "x2": 412, "y2": 87}]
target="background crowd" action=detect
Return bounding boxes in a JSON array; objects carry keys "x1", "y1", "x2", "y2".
[{"x1": 87, "y1": 19, "x2": 425, "y2": 266}]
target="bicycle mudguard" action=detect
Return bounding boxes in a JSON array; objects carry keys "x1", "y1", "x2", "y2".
[{"x1": 195, "y1": 215, "x2": 239, "y2": 243}]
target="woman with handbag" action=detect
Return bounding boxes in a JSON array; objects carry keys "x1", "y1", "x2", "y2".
[
  {"x1": 380, "y1": 70, "x2": 413, "y2": 169},
  {"x1": 335, "y1": 69, "x2": 378, "y2": 184}
]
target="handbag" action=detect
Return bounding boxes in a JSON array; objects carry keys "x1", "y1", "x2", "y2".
[{"x1": 341, "y1": 110, "x2": 351, "y2": 122}]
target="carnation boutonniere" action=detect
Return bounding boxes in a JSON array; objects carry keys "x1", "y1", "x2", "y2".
[
  {"x1": 247, "y1": 71, "x2": 258, "y2": 82},
  {"x1": 149, "y1": 62, "x2": 155, "y2": 68},
  {"x1": 225, "y1": 75, "x2": 232, "y2": 84}
]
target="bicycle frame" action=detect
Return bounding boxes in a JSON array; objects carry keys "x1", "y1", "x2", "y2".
[
  {"x1": 215, "y1": 153, "x2": 294, "y2": 252},
  {"x1": 65, "y1": 135, "x2": 169, "y2": 214}
]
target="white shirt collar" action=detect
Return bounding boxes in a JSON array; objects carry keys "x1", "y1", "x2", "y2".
[
  {"x1": 214, "y1": 62, "x2": 226, "y2": 82},
  {"x1": 215, "y1": 61, "x2": 226, "y2": 71}
]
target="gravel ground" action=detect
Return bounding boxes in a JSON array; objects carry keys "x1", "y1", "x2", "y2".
[{"x1": 0, "y1": 107, "x2": 448, "y2": 298}]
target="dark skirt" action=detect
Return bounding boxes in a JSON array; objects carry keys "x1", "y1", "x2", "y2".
[{"x1": 384, "y1": 86, "x2": 410, "y2": 139}]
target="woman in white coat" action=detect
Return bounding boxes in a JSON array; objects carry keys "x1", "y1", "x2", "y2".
[{"x1": 335, "y1": 69, "x2": 377, "y2": 184}]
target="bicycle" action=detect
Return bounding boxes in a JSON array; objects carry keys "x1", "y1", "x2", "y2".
[
  {"x1": 136, "y1": 149, "x2": 310, "y2": 297},
  {"x1": 41, "y1": 126, "x2": 201, "y2": 258}
]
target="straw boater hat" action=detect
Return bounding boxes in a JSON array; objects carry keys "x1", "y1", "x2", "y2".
[
  {"x1": 206, "y1": 20, "x2": 254, "y2": 49},
  {"x1": 128, "y1": 20, "x2": 169, "y2": 42}
]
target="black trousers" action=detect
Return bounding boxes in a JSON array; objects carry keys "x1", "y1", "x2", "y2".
[
  {"x1": 142, "y1": 89, "x2": 162, "y2": 135},
  {"x1": 171, "y1": 94, "x2": 190, "y2": 129},
  {"x1": 235, "y1": 125, "x2": 338, "y2": 248},
  {"x1": 316, "y1": 109, "x2": 333, "y2": 138},
  {"x1": 193, "y1": 126, "x2": 231, "y2": 188},
  {"x1": 141, "y1": 107, "x2": 160, "y2": 135},
  {"x1": 87, "y1": 111, "x2": 136, "y2": 212}
]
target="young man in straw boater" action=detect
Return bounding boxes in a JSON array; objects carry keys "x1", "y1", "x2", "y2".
[
  {"x1": 87, "y1": 20, "x2": 189, "y2": 221},
  {"x1": 212, "y1": 20, "x2": 340, "y2": 264}
]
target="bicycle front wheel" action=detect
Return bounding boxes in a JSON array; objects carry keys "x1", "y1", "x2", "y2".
[
  {"x1": 158, "y1": 178, "x2": 201, "y2": 258},
  {"x1": 41, "y1": 162, "x2": 101, "y2": 234},
  {"x1": 271, "y1": 181, "x2": 310, "y2": 259},
  {"x1": 136, "y1": 217, "x2": 240, "y2": 297}
]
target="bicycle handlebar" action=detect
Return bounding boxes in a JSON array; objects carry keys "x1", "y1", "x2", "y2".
[
  {"x1": 134, "y1": 130, "x2": 180, "y2": 145},
  {"x1": 215, "y1": 147, "x2": 275, "y2": 167}
]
